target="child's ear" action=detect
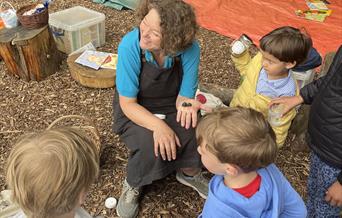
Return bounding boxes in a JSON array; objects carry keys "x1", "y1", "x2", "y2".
[
  {"x1": 285, "y1": 61, "x2": 296, "y2": 69},
  {"x1": 78, "y1": 189, "x2": 87, "y2": 205},
  {"x1": 224, "y1": 164, "x2": 239, "y2": 176}
]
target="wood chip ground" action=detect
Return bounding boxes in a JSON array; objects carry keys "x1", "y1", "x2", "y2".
[{"x1": 0, "y1": 1, "x2": 309, "y2": 217}]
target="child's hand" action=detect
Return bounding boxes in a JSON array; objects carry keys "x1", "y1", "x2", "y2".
[
  {"x1": 269, "y1": 96, "x2": 304, "y2": 116},
  {"x1": 231, "y1": 34, "x2": 252, "y2": 57},
  {"x1": 325, "y1": 181, "x2": 342, "y2": 207}
]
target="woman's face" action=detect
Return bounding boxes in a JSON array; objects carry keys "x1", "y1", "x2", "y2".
[{"x1": 139, "y1": 8, "x2": 162, "y2": 52}]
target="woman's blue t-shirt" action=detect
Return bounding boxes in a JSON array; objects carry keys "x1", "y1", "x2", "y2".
[{"x1": 116, "y1": 28, "x2": 200, "y2": 98}]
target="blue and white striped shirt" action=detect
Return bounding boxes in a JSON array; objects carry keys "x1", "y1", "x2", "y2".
[{"x1": 256, "y1": 68, "x2": 296, "y2": 98}]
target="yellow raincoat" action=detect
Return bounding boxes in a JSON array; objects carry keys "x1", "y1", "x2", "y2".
[{"x1": 230, "y1": 52, "x2": 298, "y2": 146}]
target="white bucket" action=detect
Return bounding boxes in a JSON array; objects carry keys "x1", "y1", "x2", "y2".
[{"x1": 0, "y1": 1, "x2": 18, "y2": 28}]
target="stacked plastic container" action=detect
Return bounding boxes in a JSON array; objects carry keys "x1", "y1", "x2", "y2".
[{"x1": 49, "y1": 6, "x2": 105, "y2": 54}]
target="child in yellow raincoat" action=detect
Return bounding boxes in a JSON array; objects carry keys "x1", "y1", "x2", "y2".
[{"x1": 229, "y1": 26, "x2": 312, "y2": 146}]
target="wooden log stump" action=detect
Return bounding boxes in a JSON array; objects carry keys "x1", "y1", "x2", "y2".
[
  {"x1": 0, "y1": 25, "x2": 61, "y2": 81},
  {"x1": 67, "y1": 53, "x2": 116, "y2": 89}
]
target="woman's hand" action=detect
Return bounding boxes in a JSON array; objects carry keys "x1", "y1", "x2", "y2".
[
  {"x1": 269, "y1": 96, "x2": 304, "y2": 116},
  {"x1": 153, "y1": 121, "x2": 181, "y2": 161},
  {"x1": 176, "y1": 98, "x2": 211, "y2": 129}
]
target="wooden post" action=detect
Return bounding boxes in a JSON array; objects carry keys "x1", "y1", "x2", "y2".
[{"x1": 0, "y1": 25, "x2": 62, "y2": 81}]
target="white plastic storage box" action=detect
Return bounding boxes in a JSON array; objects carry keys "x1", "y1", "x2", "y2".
[
  {"x1": 291, "y1": 69, "x2": 315, "y2": 89},
  {"x1": 49, "y1": 6, "x2": 105, "y2": 54}
]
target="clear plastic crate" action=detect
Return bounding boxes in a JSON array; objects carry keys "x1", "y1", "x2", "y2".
[
  {"x1": 291, "y1": 69, "x2": 315, "y2": 89},
  {"x1": 49, "y1": 6, "x2": 105, "y2": 54}
]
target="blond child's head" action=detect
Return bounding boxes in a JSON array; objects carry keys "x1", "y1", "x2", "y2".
[
  {"x1": 196, "y1": 107, "x2": 277, "y2": 175},
  {"x1": 6, "y1": 127, "x2": 99, "y2": 218},
  {"x1": 259, "y1": 26, "x2": 312, "y2": 78}
]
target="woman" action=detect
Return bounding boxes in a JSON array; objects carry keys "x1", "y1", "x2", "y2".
[{"x1": 113, "y1": 0, "x2": 207, "y2": 217}]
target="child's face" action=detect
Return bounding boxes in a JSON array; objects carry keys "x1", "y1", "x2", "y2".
[
  {"x1": 197, "y1": 140, "x2": 228, "y2": 175},
  {"x1": 260, "y1": 50, "x2": 295, "y2": 79}
]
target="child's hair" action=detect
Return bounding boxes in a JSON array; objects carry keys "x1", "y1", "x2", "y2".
[
  {"x1": 136, "y1": 0, "x2": 198, "y2": 55},
  {"x1": 6, "y1": 127, "x2": 99, "y2": 218},
  {"x1": 260, "y1": 26, "x2": 313, "y2": 66},
  {"x1": 196, "y1": 107, "x2": 277, "y2": 172}
]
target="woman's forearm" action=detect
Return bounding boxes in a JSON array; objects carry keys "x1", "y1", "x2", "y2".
[{"x1": 120, "y1": 98, "x2": 164, "y2": 132}]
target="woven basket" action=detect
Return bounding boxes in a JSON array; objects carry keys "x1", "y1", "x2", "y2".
[
  {"x1": 47, "y1": 115, "x2": 102, "y2": 155},
  {"x1": 16, "y1": 4, "x2": 48, "y2": 29}
]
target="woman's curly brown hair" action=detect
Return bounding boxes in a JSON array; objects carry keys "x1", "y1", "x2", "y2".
[{"x1": 136, "y1": 0, "x2": 198, "y2": 56}]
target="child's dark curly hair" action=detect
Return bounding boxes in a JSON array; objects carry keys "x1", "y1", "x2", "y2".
[{"x1": 136, "y1": 0, "x2": 198, "y2": 56}]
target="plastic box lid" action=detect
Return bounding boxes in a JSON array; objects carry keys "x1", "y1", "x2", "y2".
[{"x1": 49, "y1": 6, "x2": 105, "y2": 31}]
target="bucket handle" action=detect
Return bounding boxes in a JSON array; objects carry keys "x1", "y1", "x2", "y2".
[{"x1": 0, "y1": 1, "x2": 16, "y2": 11}]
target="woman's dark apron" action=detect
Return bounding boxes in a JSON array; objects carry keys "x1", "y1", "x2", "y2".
[{"x1": 113, "y1": 52, "x2": 201, "y2": 188}]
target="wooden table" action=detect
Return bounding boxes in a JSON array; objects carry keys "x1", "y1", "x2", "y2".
[{"x1": 0, "y1": 25, "x2": 62, "y2": 81}]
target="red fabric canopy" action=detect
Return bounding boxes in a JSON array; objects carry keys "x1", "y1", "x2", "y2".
[{"x1": 185, "y1": 0, "x2": 342, "y2": 56}]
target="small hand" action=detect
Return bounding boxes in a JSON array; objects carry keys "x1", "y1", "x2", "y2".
[
  {"x1": 269, "y1": 96, "x2": 304, "y2": 116},
  {"x1": 153, "y1": 122, "x2": 181, "y2": 161},
  {"x1": 325, "y1": 181, "x2": 342, "y2": 207}
]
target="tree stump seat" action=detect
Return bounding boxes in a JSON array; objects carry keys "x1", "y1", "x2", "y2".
[
  {"x1": 0, "y1": 25, "x2": 61, "y2": 81},
  {"x1": 67, "y1": 53, "x2": 116, "y2": 89}
]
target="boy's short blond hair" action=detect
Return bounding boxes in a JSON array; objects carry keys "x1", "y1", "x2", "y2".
[
  {"x1": 6, "y1": 127, "x2": 99, "y2": 218},
  {"x1": 196, "y1": 107, "x2": 277, "y2": 172}
]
